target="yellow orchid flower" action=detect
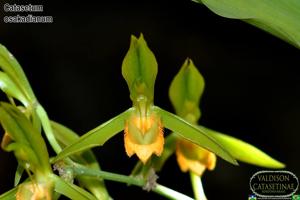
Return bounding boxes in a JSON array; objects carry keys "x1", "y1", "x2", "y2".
[{"x1": 176, "y1": 138, "x2": 216, "y2": 176}]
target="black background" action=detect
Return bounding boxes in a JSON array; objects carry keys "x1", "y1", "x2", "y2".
[{"x1": 0, "y1": 1, "x2": 299, "y2": 199}]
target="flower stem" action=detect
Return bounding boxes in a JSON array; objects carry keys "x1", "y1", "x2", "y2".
[
  {"x1": 72, "y1": 164, "x2": 193, "y2": 200},
  {"x1": 190, "y1": 172, "x2": 207, "y2": 200}
]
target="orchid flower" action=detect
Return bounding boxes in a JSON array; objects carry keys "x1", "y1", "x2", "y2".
[{"x1": 53, "y1": 34, "x2": 237, "y2": 166}]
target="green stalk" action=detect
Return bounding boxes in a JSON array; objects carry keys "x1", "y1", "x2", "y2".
[
  {"x1": 155, "y1": 185, "x2": 194, "y2": 200},
  {"x1": 72, "y1": 165, "x2": 193, "y2": 200},
  {"x1": 190, "y1": 172, "x2": 207, "y2": 200}
]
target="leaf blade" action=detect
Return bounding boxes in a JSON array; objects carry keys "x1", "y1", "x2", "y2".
[
  {"x1": 0, "y1": 102, "x2": 51, "y2": 173},
  {"x1": 0, "y1": 44, "x2": 36, "y2": 101},
  {"x1": 53, "y1": 175, "x2": 97, "y2": 200},
  {"x1": 0, "y1": 71, "x2": 28, "y2": 106},
  {"x1": 0, "y1": 187, "x2": 18, "y2": 200},
  {"x1": 196, "y1": 0, "x2": 300, "y2": 48},
  {"x1": 51, "y1": 121, "x2": 111, "y2": 200}
]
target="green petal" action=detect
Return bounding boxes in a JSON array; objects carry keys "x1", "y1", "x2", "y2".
[
  {"x1": 154, "y1": 106, "x2": 237, "y2": 165},
  {"x1": 53, "y1": 108, "x2": 133, "y2": 162},
  {"x1": 199, "y1": 125, "x2": 285, "y2": 168}
]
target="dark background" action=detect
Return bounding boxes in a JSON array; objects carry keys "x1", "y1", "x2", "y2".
[{"x1": 0, "y1": 1, "x2": 299, "y2": 199}]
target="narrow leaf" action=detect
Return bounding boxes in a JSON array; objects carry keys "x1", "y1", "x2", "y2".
[
  {"x1": 53, "y1": 108, "x2": 133, "y2": 162},
  {"x1": 0, "y1": 102, "x2": 50, "y2": 173},
  {"x1": 36, "y1": 104, "x2": 63, "y2": 154},
  {"x1": 53, "y1": 175, "x2": 97, "y2": 200},
  {"x1": 154, "y1": 106, "x2": 237, "y2": 165},
  {"x1": 0, "y1": 187, "x2": 18, "y2": 200},
  {"x1": 0, "y1": 44, "x2": 36, "y2": 101},
  {"x1": 51, "y1": 121, "x2": 111, "y2": 200},
  {"x1": 199, "y1": 125, "x2": 285, "y2": 168},
  {"x1": 14, "y1": 164, "x2": 25, "y2": 186},
  {"x1": 0, "y1": 71, "x2": 28, "y2": 106}
]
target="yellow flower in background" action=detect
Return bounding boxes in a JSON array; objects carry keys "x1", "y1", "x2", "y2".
[
  {"x1": 16, "y1": 182, "x2": 52, "y2": 200},
  {"x1": 176, "y1": 139, "x2": 216, "y2": 176},
  {"x1": 124, "y1": 109, "x2": 164, "y2": 163},
  {"x1": 167, "y1": 58, "x2": 218, "y2": 176}
]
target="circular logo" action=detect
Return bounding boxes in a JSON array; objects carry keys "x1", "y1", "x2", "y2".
[{"x1": 250, "y1": 170, "x2": 299, "y2": 198}]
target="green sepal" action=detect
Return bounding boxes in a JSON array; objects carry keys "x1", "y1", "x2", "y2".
[
  {"x1": 53, "y1": 108, "x2": 133, "y2": 162},
  {"x1": 154, "y1": 106, "x2": 237, "y2": 165},
  {"x1": 169, "y1": 58, "x2": 204, "y2": 122},
  {"x1": 122, "y1": 34, "x2": 158, "y2": 103},
  {"x1": 199, "y1": 125, "x2": 285, "y2": 168}
]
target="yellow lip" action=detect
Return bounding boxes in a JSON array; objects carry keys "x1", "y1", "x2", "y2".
[{"x1": 124, "y1": 113, "x2": 164, "y2": 163}]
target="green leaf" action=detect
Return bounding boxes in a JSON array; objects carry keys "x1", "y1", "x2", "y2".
[
  {"x1": 195, "y1": 0, "x2": 300, "y2": 48},
  {"x1": 52, "y1": 175, "x2": 97, "y2": 200},
  {"x1": 0, "y1": 44, "x2": 36, "y2": 102},
  {"x1": 53, "y1": 108, "x2": 133, "y2": 162},
  {"x1": 199, "y1": 125, "x2": 285, "y2": 168},
  {"x1": 14, "y1": 164, "x2": 25, "y2": 186},
  {"x1": 36, "y1": 104, "x2": 62, "y2": 154},
  {"x1": 122, "y1": 34, "x2": 158, "y2": 102},
  {"x1": 0, "y1": 102, "x2": 51, "y2": 174},
  {"x1": 51, "y1": 121, "x2": 111, "y2": 200},
  {"x1": 154, "y1": 106, "x2": 237, "y2": 165},
  {"x1": 0, "y1": 71, "x2": 29, "y2": 106},
  {"x1": 0, "y1": 187, "x2": 18, "y2": 200},
  {"x1": 169, "y1": 58, "x2": 204, "y2": 122}
]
